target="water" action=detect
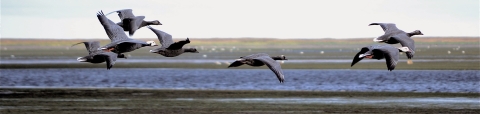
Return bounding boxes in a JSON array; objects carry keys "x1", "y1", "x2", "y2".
[
  {"x1": 170, "y1": 97, "x2": 480, "y2": 108},
  {"x1": 0, "y1": 68, "x2": 479, "y2": 93}
]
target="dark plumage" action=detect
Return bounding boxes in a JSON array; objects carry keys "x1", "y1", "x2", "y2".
[
  {"x1": 72, "y1": 41, "x2": 118, "y2": 70},
  {"x1": 351, "y1": 45, "x2": 409, "y2": 71},
  {"x1": 96, "y1": 11, "x2": 158, "y2": 57},
  {"x1": 106, "y1": 9, "x2": 162, "y2": 36},
  {"x1": 147, "y1": 26, "x2": 199, "y2": 57},
  {"x1": 369, "y1": 23, "x2": 422, "y2": 59},
  {"x1": 228, "y1": 53, "x2": 288, "y2": 83}
]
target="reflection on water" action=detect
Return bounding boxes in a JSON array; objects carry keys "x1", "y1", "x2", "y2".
[{"x1": 0, "y1": 68, "x2": 478, "y2": 93}]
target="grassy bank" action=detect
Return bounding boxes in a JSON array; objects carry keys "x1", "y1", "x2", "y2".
[
  {"x1": 1, "y1": 37, "x2": 479, "y2": 70},
  {"x1": 1, "y1": 88, "x2": 478, "y2": 113}
]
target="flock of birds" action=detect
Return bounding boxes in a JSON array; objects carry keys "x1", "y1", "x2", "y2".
[{"x1": 73, "y1": 9, "x2": 423, "y2": 83}]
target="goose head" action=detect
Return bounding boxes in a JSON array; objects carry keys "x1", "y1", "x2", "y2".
[
  {"x1": 272, "y1": 55, "x2": 288, "y2": 60},
  {"x1": 186, "y1": 48, "x2": 199, "y2": 53},
  {"x1": 412, "y1": 30, "x2": 423, "y2": 35},
  {"x1": 151, "y1": 20, "x2": 162, "y2": 25},
  {"x1": 77, "y1": 57, "x2": 87, "y2": 62}
]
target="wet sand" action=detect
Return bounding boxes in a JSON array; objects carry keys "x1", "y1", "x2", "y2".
[{"x1": 0, "y1": 88, "x2": 478, "y2": 113}]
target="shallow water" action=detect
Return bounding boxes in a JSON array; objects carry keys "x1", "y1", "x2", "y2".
[
  {"x1": 170, "y1": 97, "x2": 480, "y2": 108},
  {"x1": 0, "y1": 68, "x2": 479, "y2": 93}
]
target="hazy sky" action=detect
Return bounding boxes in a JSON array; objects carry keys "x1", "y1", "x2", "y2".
[{"x1": 2, "y1": 0, "x2": 479, "y2": 39}]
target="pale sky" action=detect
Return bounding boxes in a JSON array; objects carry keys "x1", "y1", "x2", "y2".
[{"x1": 1, "y1": 0, "x2": 479, "y2": 39}]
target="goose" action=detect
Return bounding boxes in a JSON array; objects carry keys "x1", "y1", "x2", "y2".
[
  {"x1": 147, "y1": 26, "x2": 199, "y2": 57},
  {"x1": 106, "y1": 9, "x2": 162, "y2": 36},
  {"x1": 72, "y1": 41, "x2": 118, "y2": 70},
  {"x1": 351, "y1": 45, "x2": 410, "y2": 71},
  {"x1": 369, "y1": 23, "x2": 423, "y2": 59},
  {"x1": 96, "y1": 11, "x2": 158, "y2": 57},
  {"x1": 228, "y1": 53, "x2": 288, "y2": 83}
]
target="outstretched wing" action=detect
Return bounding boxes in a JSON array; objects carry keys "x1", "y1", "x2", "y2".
[
  {"x1": 167, "y1": 38, "x2": 190, "y2": 50},
  {"x1": 228, "y1": 59, "x2": 245, "y2": 68},
  {"x1": 71, "y1": 41, "x2": 101, "y2": 55},
  {"x1": 241, "y1": 53, "x2": 270, "y2": 60},
  {"x1": 253, "y1": 55, "x2": 285, "y2": 83},
  {"x1": 391, "y1": 34, "x2": 415, "y2": 59},
  {"x1": 98, "y1": 52, "x2": 118, "y2": 70},
  {"x1": 106, "y1": 9, "x2": 136, "y2": 20},
  {"x1": 369, "y1": 23, "x2": 400, "y2": 33},
  {"x1": 127, "y1": 16, "x2": 146, "y2": 36},
  {"x1": 97, "y1": 11, "x2": 131, "y2": 42},
  {"x1": 147, "y1": 26, "x2": 174, "y2": 48},
  {"x1": 373, "y1": 47, "x2": 399, "y2": 71},
  {"x1": 351, "y1": 47, "x2": 370, "y2": 67}
]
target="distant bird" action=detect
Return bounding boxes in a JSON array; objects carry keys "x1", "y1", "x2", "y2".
[
  {"x1": 96, "y1": 11, "x2": 158, "y2": 57},
  {"x1": 351, "y1": 45, "x2": 410, "y2": 71},
  {"x1": 106, "y1": 9, "x2": 162, "y2": 36},
  {"x1": 369, "y1": 23, "x2": 422, "y2": 59},
  {"x1": 147, "y1": 26, "x2": 199, "y2": 57},
  {"x1": 72, "y1": 41, "x2": 118, "y2": 70},
  {"x1": 228, "y1": 53, "x2": 288, "y2": 83}
]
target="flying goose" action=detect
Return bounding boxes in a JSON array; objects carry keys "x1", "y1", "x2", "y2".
[
  {"x1": 147, "y1": 26, "x2": 199, "y2": 57},
  {"x1": 96, "y1": 11, "x2": 158, "y2": 57},
  {"x1": 228, "y1": 53, "x2": 288, "y2": 83},
  {"x1": 72, "y1": 41, "x2": 118, "y2": 70},
  {"x1": 106, "y1": 9, "x2": 162, "y2": 36},
  {"x1": 351, "y1": 45, "x2": 410, "y2": 71},
  {"x1": 369, "y1": 23, "x2": 423, "y2": 59}
]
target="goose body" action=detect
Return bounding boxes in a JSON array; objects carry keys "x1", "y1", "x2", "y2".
[
  {"x1": 72, "y1": 41, "x2": 118, "y2": 70},
  {"x1": 107, "y1": 9, "x2": 162, "y2": 36},
  {"x1": 228, "y1": 53, "x2": 288, "y2": 83},
  {"x1": 147, "y1": 26, "x2": 198, "y2": 57},
  {"x1": 351, "y1": 45, "x2": 409, "y2": 71},
  {"x1": 96, "y1": 11, "x2": 158, "y2": 57},
  {"x1": 369, "y1": 23, "x2": 422, "y2": 59}
]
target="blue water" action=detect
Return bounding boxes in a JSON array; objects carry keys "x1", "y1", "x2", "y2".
[{"x1": 0, "y1": 68, "x2": 478, "y2": 93}]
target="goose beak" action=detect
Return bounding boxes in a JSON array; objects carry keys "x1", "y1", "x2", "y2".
[
  {"x1": 77, "y1": 57, "x2": 87, "y2": 62},
  {"x1": 373, "y1": 38, "x2": 383, "y2": 42},
  {"x1": 359, "y1": 54, "x2": 366, "y2": 58},
  {"x1": 359, "y1": 54, "x2": 372, "y2": 58}
]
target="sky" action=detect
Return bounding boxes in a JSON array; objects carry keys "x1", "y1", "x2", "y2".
[{"x1": 1, "y1": 0, "x2": 479, "y2": 39}]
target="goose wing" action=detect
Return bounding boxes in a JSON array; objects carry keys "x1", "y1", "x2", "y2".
[
  {"x1": 351, "y1": 47, "x2": 370, "y2": 67},
  {"x1": 147, "y1": 26, "x2": 174, "y2": 48},
  {"x1": 241, "y1": 53, "x2": 270, "y2": 59},
  {"x1": 167, "y1": 38, "x2": 190, "y2": 50},
  {"x1": 228, "y1": 59, "x2": 245, "y2": 68},
  {"x1": 97, "y1": 11, "x2": 131, "y2": 42},
  {"x1": 253, "y1": 55, "x2": 285, "y2": 83},
  {"x1": 391, "y1": 34, "x2": 415, "y2": 59},
  {"x1": 71, "y1": 41, "x2": 101, "y2": 55},
  {"x1": 98, "y1": 52, "x2": 118, "y2": 70},
  {"x1": 106, "y1": 9, "x2": 136, "y2": 20},
  {"x1": 372, "y1": 47, "x2": 399, "y2": 71},
  {"x1": 369, "y1": 23, "x2": 400, "y2": 33},
  {"x1": 127, "y1": 16, "x2": 146, "y2": 36}
]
